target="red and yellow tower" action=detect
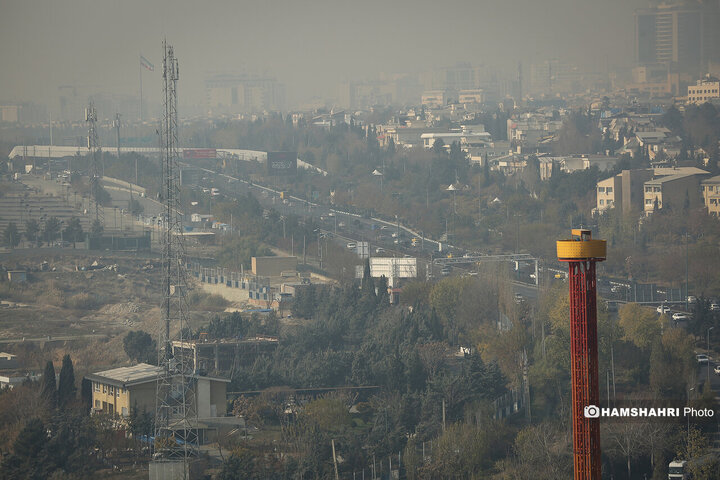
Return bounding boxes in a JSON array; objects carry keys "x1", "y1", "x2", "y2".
[{"x1": 557, "y1": 229, "x2": 606, "y2": 480}]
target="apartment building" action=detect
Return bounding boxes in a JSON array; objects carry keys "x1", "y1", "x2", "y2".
[
  {"x1": 643, "y1": 174, "x2": 703, "y2": 214},
  {"x1": 701, "y1": 175, "x2": 720, "y2": 216},
  {"x1": 595, "y1": 169, "x2": 653, "y2": 215},
  {"x1": 86, "y1": 363, "x2": 228, "y2": 419},
  {"x1": 687, "y1": 78, "x2": 720, "y2": 105}
]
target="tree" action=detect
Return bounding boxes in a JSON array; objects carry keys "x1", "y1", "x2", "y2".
[
  {"x1": 0, "y1": 418, "x2": 48, "y2": 479},
  {"x1": 42, "y1": 217, "x2": 61, "y2": 243},
  {"x1": 62, "y1": 217, "x2": 84, "y2": 247},
  {"x1": 3, "y1": 222, "x2": 20, "y2": 248},
  {"x1": 41, "y1": 360, "x2": 57, "y2": 409},
  {"x1": 618, "y1": 303, "x2": 661, "y2": 350},
  {"x1": 24, "y1": 219, "x2": 39, "y2": 245},
  {"x1": 90, "y1": 219, "x2": 104, "y2": 236},
  {"x1": 123, "y1": 330, "x2": 156, "y2": 364},
  {"x1": 57, "y1": 354, "x2": 77, "y2": 409}
]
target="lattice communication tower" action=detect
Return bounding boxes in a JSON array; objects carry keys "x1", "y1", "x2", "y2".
[
  {"x1": 152, "y1": 40, "x2": 197, "y2": 478},
  {"x1": 85, "y1": 102, "x2": 103, "y2": 225}
]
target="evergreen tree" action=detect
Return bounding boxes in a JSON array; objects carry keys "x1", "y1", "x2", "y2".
[
  {"x1": 41, "y1": 360, "x2": 57, "y2": 409},
  {"x1": 3, "y1": 222, "x2": 20, "y2": 248},
  {"x1": 57, "y1": 354, "x2": 77, "y2": 409},
  {"x1": 361, "y1": 258, "x2": 374, "y2": 295},
  {"x1": 80, "y1": 378, "x2": 93, "y2": 414}
]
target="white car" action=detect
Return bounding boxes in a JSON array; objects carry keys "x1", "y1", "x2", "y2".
[
  {"x1": 672, "y1": 312, "x2": 689, "y2": 321},
  {"x1": 714, "y1": 365, "x2": 720, "y2": 375},
  {"x1": 656, "y1": 305, "x2": 671, "y2": 314},
  {"x1": 696, "y1": 354, "x2": 710, "y2": 364},
  {"x1": 346, "y1": 242, "x2": 357, "y2": 250},
  {"x1": 710, "y1": 303, "x2": 720, "y2": 311}
]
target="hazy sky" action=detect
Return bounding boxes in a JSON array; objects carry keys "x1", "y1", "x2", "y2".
[{"x1": 0, "y1": 0, "x2": 647, "y2": 109}]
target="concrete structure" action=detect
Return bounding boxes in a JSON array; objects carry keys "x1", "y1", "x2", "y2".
[
  {"x1": 701, "y1": 175, "x2": 720, "y2": 216},
  {"x1": 172, "y1": 336, "x2": 279, "y2": 374},
  {"x1": 7, "y1": 271, "x2": 27, "y2": 283},
  {"x1": 421, "y1": 90, "x2": 456, "y2": 107},
  {"x1": 205, "y1": 73, "x2": 286, "y2": 113},
  {"x1": 0, "y1": 352, "x2": 19, "y2": 370},
  {"x1": 594, "y1": 169, "x2": 653, "y2": 215},
  {"x1": 420, "y1": 129, "x2": 492, "y2": 150},
  {"x1": 86, "y1": 363, "x2": 228, "y2": 420},
  {"x1": 0, "y1": 371, "x2": 41, "y2": 389},
  {"x1": 251, "y1": 256, "x2": 297, "y2": 277},
  {"x1": 643, "y1": 174, "x2": 703, "y2": 214},
  {"x1": 458, "y1": 89, "x2": 485, "y2": 104},
  {"x1": 355, "y1": 257, "x2": 417, "y2": 288},
  {"x1": 634, "y1": 2, "x2": 720, "y2": 74},
  {"x1": 687, "y1": 78, "x2": 720, "y2": 104}
]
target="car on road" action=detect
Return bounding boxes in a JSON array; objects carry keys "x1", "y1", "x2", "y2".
[
  {"x1": 710, "y1": 302, "x2": 720, "y2": 311},
  {"x1": 672, "y1": 312, "x2": 689, "y2": 321},
  {"x1": 687, "y1": 295, "x2": 697, "y2": 304},
  {"x1": 715, "y1": 364, "x2": 720, "y2": 375},
  {"x1": 375, "y1": 247, "x2": 385, "y2": 254},
  {"x1": 346, "y1": 242, "x2": 356, "y2": 250},
  {"x1": 656, "y1": 305, "x2": 671, "y2": 314},
  {"x1": 696, "y1": 354, "x2": 710, "y2": 364}
]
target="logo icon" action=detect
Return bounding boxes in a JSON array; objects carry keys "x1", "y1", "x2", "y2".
[{"x1": 584, "y1": 405, "x2": 600, "y2": 418}]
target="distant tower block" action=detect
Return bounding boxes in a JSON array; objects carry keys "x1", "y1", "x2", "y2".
[{"x1": 557, "y1": 229, "x2": 606, "y2": 480}]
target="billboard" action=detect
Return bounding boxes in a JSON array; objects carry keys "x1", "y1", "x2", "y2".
[
  {"x1": 183, "y1": 148, "x2": 217, "y2": 159},
  {"x1": 266, "y1": 151, "x2": 297, "y2": 176}
]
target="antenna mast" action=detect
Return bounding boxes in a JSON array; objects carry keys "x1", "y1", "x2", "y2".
[
  {"x1": 152, "y1": 40, "x2": 197, "y2": 479},
  {"x1": 86, "y1": 102, "x2": 103, "y2": 226}
]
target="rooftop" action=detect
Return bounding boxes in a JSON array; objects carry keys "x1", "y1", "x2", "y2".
[
  {"x1": 88, "y1": 363, "x2": 163, "y2": 386},
  {"x1": 701, "y1": 175, "x2": 720, "y2": 184},
  {"x1": 646, "y1": 174, "x2": 696, "y2": 185}
]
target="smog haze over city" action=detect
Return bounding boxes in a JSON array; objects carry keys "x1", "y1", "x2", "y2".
[
  {"x1": 1, "y1": 1, "x2": 720, "y2": 479},
  {"x1": 1, "y1": 0, "x2": 645, "y2": 108}
]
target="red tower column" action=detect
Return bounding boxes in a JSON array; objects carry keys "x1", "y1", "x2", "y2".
[{"x1": 558, "y1": 229, "x2": 606, "y2": 480}]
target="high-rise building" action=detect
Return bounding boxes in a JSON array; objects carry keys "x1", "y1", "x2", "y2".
[
  {"x1": 205, "y1": 73, "x2": 286, "y2": 114},
  {"x1": 634, "y1": 2, "x2": 720, "y2": 75}
]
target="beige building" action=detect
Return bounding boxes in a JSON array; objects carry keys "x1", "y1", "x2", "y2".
[
  {"x1": 86, "y1": 363, "x2": 228, "y2": 419},
  {"x1": 594, "y1": 169, "x2": 653, "y2": 215},
  {"x1": 688, "y1": 78, "x2": 720, "y2": 105},
  {"x1": 643, "y1": 174, "x2": 704, "y2": 214},
  {"x1": 701, "y1": 175, "x2": 720, "y2": 216}
]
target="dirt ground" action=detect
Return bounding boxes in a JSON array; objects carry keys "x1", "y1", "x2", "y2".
[{"x1": 0, "y1": 249, "x2": 227, "y2": 371}]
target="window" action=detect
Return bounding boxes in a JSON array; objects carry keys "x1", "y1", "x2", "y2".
[
  {"x1": 108, "y1": 385, "x2": 114, "y2": 395},
  {"x1": 600, "y1": 199, "x2": 604, "y2": 205},
  {"x1": 654, "y1": 187, "x2": 661, "y2": 193},
  {"x1": 95, "y1": 400, "x2": 100, "y2": 409},
  {"x1": 598, "y1": 187, "x2": 605, "y2": 193},
  {"x1": 645, "y1": 186, "x2": 652, "y2": 193},
  {"x1": 122, "y1": 407, "x2": 129, "y2": 417},
  {"x1": 645, "y1": 199, "x2": 653, "y2": 205},
  {"x1": 608, "y1": 200, "x2": 613, "y2": 206},
  {"x1": 102, "y1": 384, "x2": 107, "y2": 393},
  {"x1": 606, "y1": 187, "x2": 613, "y2": 193},
  {"x1": 94, "y1": 382, "x2": 100, "y2": 392}
]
